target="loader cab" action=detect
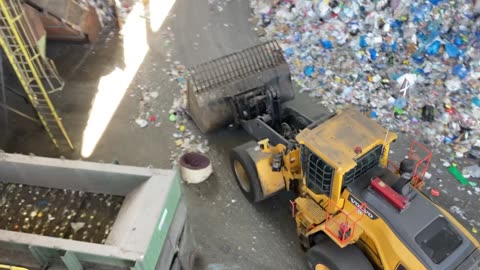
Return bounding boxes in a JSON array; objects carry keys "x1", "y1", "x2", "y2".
[
  {"x1": 296, "y1": 107, "x2": 397, "y2": 204},
  {"x1": 296, "y1": 108, "x2": 480, "y2": 270}
]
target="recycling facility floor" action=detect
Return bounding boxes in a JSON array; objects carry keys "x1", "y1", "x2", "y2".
[{"x1": 0, "y1": 0, "x2": 479, "y2": 269}]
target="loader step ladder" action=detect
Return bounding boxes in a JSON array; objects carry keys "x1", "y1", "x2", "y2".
[
  {"x1": 0, "y1": 0, "x2": 73, "y2": 150},
  {"x1": 324, "y1": 200, "x2": 366, "y2": 248},
  {"x1": 295, "y1": 197, "x2": 327, "y2": 225}
]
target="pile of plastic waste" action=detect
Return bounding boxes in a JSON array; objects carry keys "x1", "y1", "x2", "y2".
[
  {"x1": 77, "y1": 0, "x2": 117, "y2": 26},
  {"x1": 250, "y1": 0, "x2": 480, "y2": 162},
  {"x1": 0, "y1": 181, "x2": 123, "y2": 243}
]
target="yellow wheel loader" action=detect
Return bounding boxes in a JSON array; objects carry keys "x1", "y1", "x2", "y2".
[{"x1": 187, "y1": 41, "x2": 480, "y2": 270}]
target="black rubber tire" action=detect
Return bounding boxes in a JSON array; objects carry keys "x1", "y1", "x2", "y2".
[
  {"x1": 307, "y1": 240, "x2": 374, "y2": 270},
  {"x1": 231, "y1": 141, "x2": 265, "y2": 203}
]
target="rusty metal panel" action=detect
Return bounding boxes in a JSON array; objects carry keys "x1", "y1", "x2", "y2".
[{"x1": 28, "y1": 0, "x2": 88, "y2": 27}]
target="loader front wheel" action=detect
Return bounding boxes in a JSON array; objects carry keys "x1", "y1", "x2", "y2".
[
  {"x1": 231, "y1": 142, "x2": 265, "y2": 203},
  {"x1": 307, "y1": 240, "x2": 374, "y2": 270}
]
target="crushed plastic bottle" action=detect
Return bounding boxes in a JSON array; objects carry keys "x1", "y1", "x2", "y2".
[
  {"x1": 369, "y1": 49, "x2": 377, "y2": 61},
  {"x1": 445, "y1": 43, "x2": 460, "y2": 58},
  {"x1": 452, "y1": 64, "x2": 469, "y2": 79},
  {"x1": 284, "y1": 47, "x2": 294, "y2": 58},
  {"x1": 359, "y1": 35, "x2": 368, "y2": 48},
  {"x1": 426, "y1": 40, "x2": 441, "y2": 55},
  {"x1": 463, "y1": 165, "x2": 480, "y2": 179},
  {"x1": 320, "y1": 40, "x2": 333, "y2": 49},
  {"x1": 472, "y1": 97, "x2": 480, "y2": 107},
  {"x1": 304, "y1": 65, "x2": 315, "y2": 77},
  {"x1": 393, "y1": 97, "x2": 407, "y2": 109}
]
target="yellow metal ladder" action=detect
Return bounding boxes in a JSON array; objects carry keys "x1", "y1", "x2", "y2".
[
  {"x1": 0, "y1": 264, "x2": 29, "y2": 270},
  {"x1": 0, "y1": 0, "x2": 73, "y2": 150}
]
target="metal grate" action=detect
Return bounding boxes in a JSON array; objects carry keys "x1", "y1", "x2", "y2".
[
  {"x1": 302, "y1": 147, "x2": 334, "y2": 195},
  {"x1": 189, "y1": 40, "x2": 285, "y2": 93},
  {"x1": 343, "y1": 145, "x2": 383, "y2": 186}
]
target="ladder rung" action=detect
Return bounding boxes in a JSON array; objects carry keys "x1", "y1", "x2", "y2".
[
  {"x1": 27, "y1": 79, "x2": 38, "y2": 85},
  {"x1": 37, "y1": 111, "x2": 52, "y2": 116},
  {"x1": 36, "y1": 107, "x2": 52, "y2": 112},
  {"x1": 9, "y1": 15, "x2": 22, "y2": 23},
  {"x1": 37, "y1": 102, "x2": 50, "y2": 108},
  {"x1": 16, "y1": 54, "x2": 41, "y2": 61},
  {"x1": 15, "y1": 55, "x2": 29, "y2": 61},
  {"x1": 45, "y1": 119, "x2": 57, "y2": 125},
  {"x1": 36, "y1": 107, "x2": 50, "y2": 112},
  {"x1": 24, "y1": 78, "x2": 35, "y2": 84}
]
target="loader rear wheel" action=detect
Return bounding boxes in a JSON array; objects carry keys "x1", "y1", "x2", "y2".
[
  {"x1": 231, "y1": 141, "x2": 265, "y2": 203},
  {"x1": 307, "y1": 240, "x2": 374, "y2": 270}
]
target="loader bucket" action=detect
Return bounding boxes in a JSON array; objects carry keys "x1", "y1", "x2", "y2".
[{"x1": 187, "y1": 41, "x2": 295, "y2": 133}]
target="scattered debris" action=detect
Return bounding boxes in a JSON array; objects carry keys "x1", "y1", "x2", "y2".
[
  {"x1": 77, "y1": 0, "x2": 116, "y2": 27},
  {"x1": 135, "y1": 118, "x2": 148, "y2": 128},
  {"x1": 70, "y1": 222, "x2": 85, "y2": 234},
  {"x1": 430, "y1": 188, "x2": 440, "y2": 197},
  {"x1": 448, "y1": 164, "x2": 469, "y2": 186},
  {"x1": 450, "y1": 205, "x2": 468, "y2": 220}
]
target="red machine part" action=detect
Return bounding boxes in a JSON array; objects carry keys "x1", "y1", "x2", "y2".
[
  {"x1": 371, "y1": 177, "x2": 409, "y2": 211},
  {"x1": 338, "y1": 222, "x2": 352, "y2": 241},
  {"x1": 408, "y1": 141, "x2": 432, "y2": 188}
]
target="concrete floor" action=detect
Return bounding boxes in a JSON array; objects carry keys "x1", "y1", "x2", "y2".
[{"x1": 1, "y1": 0, "x2": 479, "y2": 269}]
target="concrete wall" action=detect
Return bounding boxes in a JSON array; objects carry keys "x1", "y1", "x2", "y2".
[{"x1": 0, "y1": 153, "x2": 152, "y2": 195}]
